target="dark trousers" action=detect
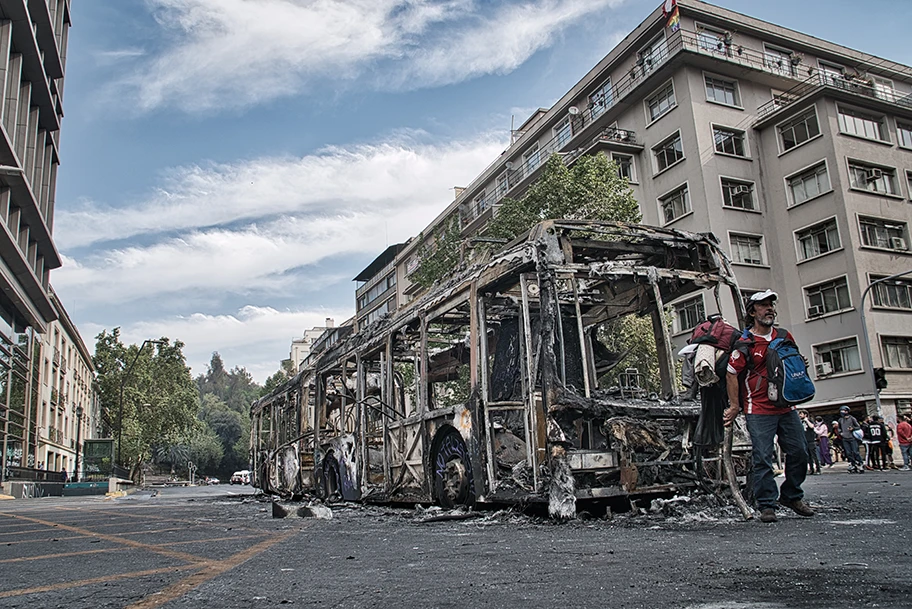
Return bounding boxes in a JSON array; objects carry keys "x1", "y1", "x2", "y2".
[
  {"x1": 746, "y1": 410, "x2": 808, "y2": 510},
  {"x1": 842, "y1": 437, "x2": 863, "y2": 467},
  {"x1": 806, "y1": 438, "x2": 821, "y2": 473}
]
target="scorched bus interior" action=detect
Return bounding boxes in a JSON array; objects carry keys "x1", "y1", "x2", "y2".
[{"x1": 250, "y1": 221, "x2": 744, "y2": 517}]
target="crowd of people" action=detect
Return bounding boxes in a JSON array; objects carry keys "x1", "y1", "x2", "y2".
[{"x1": 799, "y1": 410, "x2": 912, "y2": 473}]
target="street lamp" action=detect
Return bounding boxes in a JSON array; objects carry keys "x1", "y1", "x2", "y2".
[
  {"x1": 117, "y1": 339, "x2": 165, "y2": 466},
  {"x1": 74, "y1": 405, "x2": 83, "y2": 483},
  {"x1": 859, "y1": 269, "x2": 912, "y2": 417}
]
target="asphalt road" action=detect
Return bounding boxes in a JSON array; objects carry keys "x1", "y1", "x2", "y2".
[{"x1": 1, "y1": 464, "x2": 910, "y2": 609}]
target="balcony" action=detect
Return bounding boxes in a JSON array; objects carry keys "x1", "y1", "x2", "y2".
[{"x1": 757, "y1": 72, "x2": 912, "y2": 122}]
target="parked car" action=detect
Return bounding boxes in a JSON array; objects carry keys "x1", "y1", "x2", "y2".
[
  {"x1": 205, "y1": 477, "x2": 220, "y2": 485},
  {"x1": 230, "y1": 470, "x2": 250, "y2": 485}
]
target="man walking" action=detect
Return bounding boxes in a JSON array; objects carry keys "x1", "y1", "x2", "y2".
[
  {"x1": 799, "y1": 411, "x2": 821, "y2": 474},
  {"x1": 897, "y1": 414, "x2": 912, "y2": 471},
  {"x1": 724, "y1": 290, "x2": 814, "y2": 523},
  {"x1": 837, "y1": 406, "x2": 864, "y2": 473}
]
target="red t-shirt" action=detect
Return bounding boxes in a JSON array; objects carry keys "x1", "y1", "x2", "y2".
[
  {"x1": 898, "y1": 420, "x2": 912, "y2": 446},
  {"x1": 726, "y1": 328, "x2": 797, "y2": 416}
]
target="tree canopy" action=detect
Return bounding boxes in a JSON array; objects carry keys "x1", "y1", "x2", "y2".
[
  {"x1": 94, "y1": 329, "x2": 199, "y2": 482},
  {"x1": 486, "y1": 152, "x2": 641, "y2": 242}
]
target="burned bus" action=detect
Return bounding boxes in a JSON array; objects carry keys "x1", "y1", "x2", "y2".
[{"x1": 250, "y1": 220, "x2": 746, "y2": 518}]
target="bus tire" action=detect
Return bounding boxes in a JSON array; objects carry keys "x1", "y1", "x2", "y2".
[{"x1": 433, "y1": 428, "x2": 475, "y2": 509}]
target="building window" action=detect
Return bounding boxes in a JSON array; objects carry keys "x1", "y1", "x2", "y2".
[
  {"x1": 778, "y1": 107, "x2": 820, "y2": 151},
  {"x1": 554, "y1": 116, "x2": 572, "y2": 148},
  {"x1": 814, "y1": 338, "x2": 861, "y2": 375},
  {"x1": 787, "y1": 162, "x2": 830, "y2": 206},
  {"x1": 883, "y1": 337, "x2": 912, "y2": 369},
  {"x1": 696, "y1": 24, "x2": 731, "y2": 54},
  {"x1": 523, "y1": 144, "x2": 540, "y2": 174},
  {"x1": 848, "y1": 161, "x2": 898, "y2": 196},
  {"x1": 859, "y1": 217, "x2": 909, "y2": 251},
  {"x1": 638, "y1": 34, "x2": 668, "y2": 75},
  {"x1": 589, "y1": 78, "x2": 613, "y2": 119},
  {"x1": 838, "y1": 105, "x2": 888, "y2": 142},
  {"x1": 796, "y1": 219, "x2": 840, "y2": 261},
  {"x1": 818, "y1": 60, "x2": 845, "y2": 86},
  {"x1": 805, "y1": 277, "x2": 851, "y2": 318},
  {"x1": 721, "y1": 178, "x2": 755, "y2": 210},
  {"x1": 713, "y1": 126, "x2": 747, "y2": 157},
  {"x1": 674, "y1": 296, "x2": 705, "y2": 333},
  {"x1": 705, "y1": 75, "x2": 739, "y2": 106},
  {"x1": 730, "y1": 233, "x2": 764, "y2": 266},
  {"x1": 612, "y1": 153, "x2": 635, "y2": 182},
  {"x1": 659, "y1": 184, "x2": 690, "y2": 224},
  {"x1": 871, "y1": 275, "x2": 912, "y2": 310},
  {"x1": 765, "y1": 45, "x2": 797, "y2": 77},
  {"x1": 653, "y1": 132, "x2": 683, "y2": 172},
  {"x1": 873, "y1": 77, "x2": 895, "y2": 101},
  {"x1": 496, "y1": 172, "x2": 509, "y2": 198},
  {"x1": 645, "y1": 81, "x2": 676, "y2": 123},
  {"x1": 897, "y1": 122, "x2": 912, "y2": 149}
]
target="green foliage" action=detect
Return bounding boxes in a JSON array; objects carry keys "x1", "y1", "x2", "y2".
[
  {"x1": 411, "y1": 216, "x2": 463, "y2": 289},
  {"x1": 196, "y1": 353, "x2": 261, "y2": 414},
  {"x1": 596, "y1": 315, "x2": 663, "y2": 394},
  {"x1": 197, "y1": 391, "x2": 251, "y2": 473},
  {"x1": 487, "y1": 152, "x2": 641, "y2": 242},
  {"x1": 188, "y1": 423, "x2": 225, "y2": 474},
  {"x1": 93, "y1": 329, "x2": 199, "y2": 482}
]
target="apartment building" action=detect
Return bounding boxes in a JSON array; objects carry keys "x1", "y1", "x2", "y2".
[
  {"x1": 0, "y1": 0, "x2": 72, "y2": 478},
  {"x1": 290, "y1": 318, "x2": 336, "y2": 372},
  {"x1": 35, "y1": 289, "x2": 97, "y2": 475},
  {"x1": 366, "y1": 0, "x2": 912, "y2": 423}
]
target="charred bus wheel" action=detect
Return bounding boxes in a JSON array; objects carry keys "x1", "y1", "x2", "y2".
[{"x1": 432, "y1": 428, "x2": 475, "y2": 509}]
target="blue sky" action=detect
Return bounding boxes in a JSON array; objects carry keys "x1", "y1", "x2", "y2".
[{"x1": 52, "y1": 0, "x2": 912, "y2": 382}]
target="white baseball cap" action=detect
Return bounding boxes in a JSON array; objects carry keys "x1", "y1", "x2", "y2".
[{"x1": 747, "y1": 289, "x2": 778, "y2": 306}]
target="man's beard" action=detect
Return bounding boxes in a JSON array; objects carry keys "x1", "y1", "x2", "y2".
[{"x1": 753, "y1": 314, "x2": 775, "y2": 328}]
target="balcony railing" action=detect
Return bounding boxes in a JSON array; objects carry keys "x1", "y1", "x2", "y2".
[
  {"x1": 459, "y1": 126, "x2": 641, "y2": 228},
  {"x1": 757, "y1": 72, "x2": 912, "y2": 121},
  {"x1": 457, "y1": 27, "x2": 812, "y2": 229}
]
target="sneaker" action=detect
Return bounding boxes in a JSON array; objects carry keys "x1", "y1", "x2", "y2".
[
  {"x1": 900, "y1": 466, "x2": 910, "y2": 471},
  {"x1": 779, "y1": 498, "x2": 815, "y2": 517},
  {"x1": 759, "y1": 508, "x2": 777, "y2": 523}
]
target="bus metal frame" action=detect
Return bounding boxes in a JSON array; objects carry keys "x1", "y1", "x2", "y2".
[{"x1": 250, "y1": 220, "x2": 746, "y2": 517}]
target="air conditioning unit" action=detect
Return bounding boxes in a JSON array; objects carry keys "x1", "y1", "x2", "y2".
[
  {"x1": 816, "y1": 362, "x2": 834, "y2": 377},
  {"x1": 890, "y1": 236, "x2": 908, "y2": 251},
  {"x1": 865, "y1": 168, "x2": 884, "y2": 182},
  {"x1": 732, "y1": 185, "x2": 751, "y2": 195},
  {"x1": 807, "y1": 305, "x2": 824, "y2": 318}
]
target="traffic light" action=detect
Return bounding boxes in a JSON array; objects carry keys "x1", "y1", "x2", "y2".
[{"x1": 873, "y1": 367, "x2": 888, "y2": 391}]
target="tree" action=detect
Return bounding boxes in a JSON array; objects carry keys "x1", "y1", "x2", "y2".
[
  {"x1": 262, "y1": 359, "x2": 295, "y2": 396},
  {"x1": 411, "y1": 216, "x2": 463, "y2": 289},
  {"x1": 486, "y1": 152, "x2": 641, "y2": 242},
  {"x1": 94, "y1": 329, "x2": 199, "y2": 482}
]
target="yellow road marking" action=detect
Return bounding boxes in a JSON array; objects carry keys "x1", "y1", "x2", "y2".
[
  {"x1": 0, "y1": 547, "x2": 129, "y2": 563},
  {"x1": 0, "y1": 512, "x2": 208, "y2": 566},
  {"x1": 126, "y1": 532, "x2": 294, "y2": 609},
  {"x1": 0, "y1": 565, "x2": 197, "y2": 599}
]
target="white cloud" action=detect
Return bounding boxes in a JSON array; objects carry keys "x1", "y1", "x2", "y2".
[
  {"x1": 53, "y1": 133, "x2": 506, "y2": 305},
  {"x1": 117, "y1": 0, "x2": 623, "y2": 112},
  {"x1": 81, "y1": 306, "x2": 350, "y2": 383},
  {"x1": 56, "y1": 134, "x2": 505, "y2": 250}
]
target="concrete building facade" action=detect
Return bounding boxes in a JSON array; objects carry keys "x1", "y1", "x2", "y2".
[
  {"x1": 35, "y1": 289, "x2": 97, "y2": 474},
  {"x1": 0, "y1": 0, "x2": 72, "y2": 479},
  {"x1": 364, "y1": 0, "x2": 912, "y2": 425}
]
